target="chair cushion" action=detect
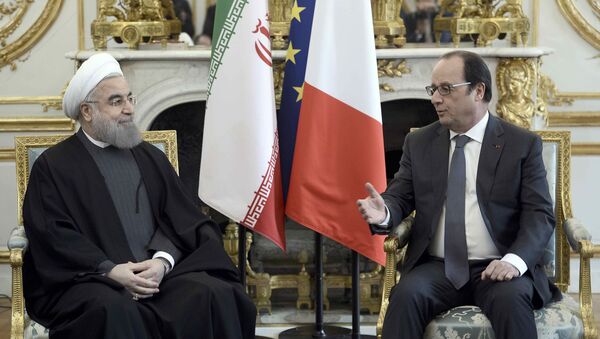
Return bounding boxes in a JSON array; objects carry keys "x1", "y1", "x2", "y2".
[
  {"x1": 423, "y1": 293, "x2": 583, "y2": 339},
  {"x1": 24, "y1": 314, "x2": 49, "y2": 339}
]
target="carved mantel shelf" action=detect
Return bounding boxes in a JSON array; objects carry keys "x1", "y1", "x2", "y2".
[{"x1": 66, "y1": 45, "x2": 553, "y2": 131}]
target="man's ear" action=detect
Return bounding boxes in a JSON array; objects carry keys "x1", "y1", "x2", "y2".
[
  {"x1": 80, "y1": 103, "x2": 93, "y2": 122},
  {"x1": 474, "y1": 83, "x2": 485, "y2": 102}
]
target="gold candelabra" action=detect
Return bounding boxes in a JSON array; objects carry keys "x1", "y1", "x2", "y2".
[
  {"x1": 434, "y1": 0, "x2": 529, "y2": 47},
  {"x1": 92, "y1": 0, "x2": 181, "y2": 49}
]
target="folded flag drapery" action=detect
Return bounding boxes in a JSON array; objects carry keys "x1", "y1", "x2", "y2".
[
  {"x1": 199, "y1": 0, "x2": 286, "y2": 250},
  {"x1": 280, "y1": 0, "x2": 387, "y2": 265}
]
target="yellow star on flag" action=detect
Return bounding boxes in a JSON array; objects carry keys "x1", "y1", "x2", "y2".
[
  {"x1": 291, "y1": 0, "x2": 306, "y2": 23},
  {"x1": 293, "y1": 83, "x2": 304, "y2": 102},
  {"x1": 285, "y1": 41, "x2": 301, "y2": 65}
]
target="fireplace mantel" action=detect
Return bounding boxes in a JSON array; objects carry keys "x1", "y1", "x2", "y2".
[{"x1": 67, "y1": 46, "x2": 552, "y2": 130}]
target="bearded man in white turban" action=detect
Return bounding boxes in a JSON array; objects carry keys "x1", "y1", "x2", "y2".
[{"x1": 23, "y1": 53, "x2": 256, "y2": 339}]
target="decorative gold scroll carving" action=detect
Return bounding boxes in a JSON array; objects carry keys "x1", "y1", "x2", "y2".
[
  {"x1": 0, "y1": 0, "x2": 63, "y2": 71},
  {"x1": 377, "y1": 59, "x2": 411, "y2": 92},
  {"x1": 0, "y1": 116, "x2": 74, "y2": 132},
  {"x1": 496, "y1": 58, "x2": 537, "y2": 129},
  {"x1": 538, "y1": 74, "x2": 575, "y2": 107},
  {"x1": 0, "y1": 0, "x2": 30, "y2": 44},
  {"x1": 590, "y1": 0, "x2": 600, "y2": 19},
  {"x1": 557, "y1": 0, "x2": 600, "y2": 50}
]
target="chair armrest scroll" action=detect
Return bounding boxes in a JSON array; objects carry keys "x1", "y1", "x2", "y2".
[
  {"x1": 8, "y1": 226, "x2": 28, "y2": 251},
  {"x1": 391, "y1": 215, "x2": 414, "y2": 249},
  {"x1": 564, "y1": 218, "x2": 591, "y2": 252}
]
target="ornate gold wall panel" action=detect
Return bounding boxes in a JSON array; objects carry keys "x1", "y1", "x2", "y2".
[
  {"x1": 557, "y1": 0, "x2": 600, "y2": 50},
  {"x1": 0, "y1": 96, "x2": 63, "y2": 111},
  {"x1": 590, "y1": 0, "x2": 600, "y2": 19},
  {"x1": 0, "y1": 148, "x2": 15, "y2": 161},
  {"x1": 549, "y1": 111, "x2": 600, "y2": 126},
  {"x1": 0, "y1": 0, "x2": 63, "y2": 71},
  {"x1": 0, "y1": 116, "x2": 74, "y2": 132},
  {"x1": 496, "y1": 58, "x2": 538, "y2": 129},
  {"x1": 556, "y1": 92, "x2": 600, "y2": 100},
  {"x1": 572, "y1": 143, "x2": 600, "y2": 155}
]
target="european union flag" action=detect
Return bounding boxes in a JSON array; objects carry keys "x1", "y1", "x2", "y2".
[{"x1": 277, "y1": 0, "x2": 316, "y2": 201}]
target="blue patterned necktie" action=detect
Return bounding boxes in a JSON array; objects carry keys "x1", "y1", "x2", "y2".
[{"x1": 445, "y1": 134, "x2": 471, "y2": 289}]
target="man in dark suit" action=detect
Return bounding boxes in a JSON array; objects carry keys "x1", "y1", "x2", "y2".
[{"x1": 357, "y1": 50, "x2": 559, "y2": 338}]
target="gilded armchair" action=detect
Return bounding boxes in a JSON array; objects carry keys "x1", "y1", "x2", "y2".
[
  {"x1": 8, "y1": 130, "x2": 179, "y2": 339},
  {"x1": 377, "y1": 130, "x2": 598, "y2": 339}
]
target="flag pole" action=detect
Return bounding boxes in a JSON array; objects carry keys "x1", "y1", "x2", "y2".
[
  {"x1": 278, "y1": 232, "x2": 351, "y2": 339},
  {"x1": 351, "y1": 251, "x2": 376, "y2": 338},
  {"x1": 314, "y1": 232, "x2": 325, "y2": 337},
  {"x1": 238, "y1": 224, "x2": 247, "y2": 286}
]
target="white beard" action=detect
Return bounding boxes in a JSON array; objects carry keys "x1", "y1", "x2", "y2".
[{"x1": 90, "y1": 107, "x2": 142, "y2": 149}]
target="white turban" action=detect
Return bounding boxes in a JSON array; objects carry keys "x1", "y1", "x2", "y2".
[{"x1": 62, "y1": 53, "x2": 123, "y2": 120}]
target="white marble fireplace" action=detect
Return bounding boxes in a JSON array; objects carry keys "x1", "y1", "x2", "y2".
[{"x1": 67, "y1": 46, "x2": 552, "y2": 132}]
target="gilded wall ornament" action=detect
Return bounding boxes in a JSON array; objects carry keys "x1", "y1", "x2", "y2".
[
  {"x1": 377, "y1": 59, "x2": 411, "y2": 92},
  {"x1": 266, "y1": 0, "x2": 406, "y2": 50},
  {"x1": 434, "y1": 0, "x2": 529, "y2": 47},
  {"x1": 371, "y1": 0, "x2": 406, "y2": 48},
  {"x1": 496, "y1": 58, "x2": 537, "y2": 129},
  {"x1": 0, "y1": 0, "x2": 63, "y2": 71},
  {"x1": 557, "y1": 0, "x2": 600, "y2": 50},
  {"x1": 538, "y1": 74, "x2": 575, "y2": 107},
  {"x1": 92, "y1": 0, "x2": 181, "y2": 49},
  {"x1": 590, "y1": 0, "x2": 600, "y2": 19}
]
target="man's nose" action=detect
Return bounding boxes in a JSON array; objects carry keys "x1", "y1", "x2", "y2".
[
  {"x1": 431, "y1": 91, "x2": 443, "y2": 104},
  {"x1": 122, "y1": 101, "x2": 134, "y2": 114}
]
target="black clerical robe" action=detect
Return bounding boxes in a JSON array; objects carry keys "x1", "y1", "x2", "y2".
[{"x1": 22, "y1": 134, "x2": 256, "y2": 339}]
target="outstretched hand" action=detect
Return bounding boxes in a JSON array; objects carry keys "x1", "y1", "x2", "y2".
[{"x1": 356, "y1": 182, "x2": 387, "y2": 224}]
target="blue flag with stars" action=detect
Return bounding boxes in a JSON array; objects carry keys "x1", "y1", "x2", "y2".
[{"x1": 278, "y1": 0, "x2": 316, "y2": 201}]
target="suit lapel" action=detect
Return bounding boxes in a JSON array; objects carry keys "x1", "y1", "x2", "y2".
[{"x1": 477, "y1": 115, "x2": 505, "y2": 203}]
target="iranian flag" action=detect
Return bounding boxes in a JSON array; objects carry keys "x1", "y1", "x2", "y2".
[
  {"x1": 284, "y1": 0, "x2": 387, "y2": 264},
  {"x1": 199, "y1": 0, "x2": 285, "y2": 250}
]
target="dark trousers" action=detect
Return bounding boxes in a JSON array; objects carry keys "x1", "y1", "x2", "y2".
[
  {"x1": 382, "y1": 259, "x2": 536, "y2": 339},
  {"x1": 41, "y1": 271, "x2": 256, "y2": 339}
]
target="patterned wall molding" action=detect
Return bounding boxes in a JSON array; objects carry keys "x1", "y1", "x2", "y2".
[
  {"x1": 0, "y1": 116, "x2": 74, "y2": 132},
  {"x1": 549, "y1": 111, "x2": 600, "y2": 126}
]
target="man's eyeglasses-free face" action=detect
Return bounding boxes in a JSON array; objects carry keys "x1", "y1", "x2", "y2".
[{"x1": 425, "y1": 82, "x2": 471, "y2": 96}]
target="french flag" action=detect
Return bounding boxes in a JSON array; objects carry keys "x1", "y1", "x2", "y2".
[{"x1": 280, "y1": 0, "x2": 387, "y2": 265}]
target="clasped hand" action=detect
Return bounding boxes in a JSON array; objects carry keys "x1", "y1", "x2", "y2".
[{"x1": 107, "y1": 259, "x2": 166, "y2": 299}]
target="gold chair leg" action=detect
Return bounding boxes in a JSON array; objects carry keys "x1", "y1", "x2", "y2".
[{"x1": 579, "y1": 240, "x2": 599, "y2": 339}]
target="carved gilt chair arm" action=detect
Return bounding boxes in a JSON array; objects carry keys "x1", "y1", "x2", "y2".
[
  {"x1": 8, "y1": 226, "x2": 27, "y2": 339},
  {"x1": 564, "y1": 218, "x2": 599, "y2": 339},
  {"x1": 564, "y1": 218, "x2": 592, "y2": 252},
  {"x1": 376, "y1": 215, "x2": 414, "y2": 338}
]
